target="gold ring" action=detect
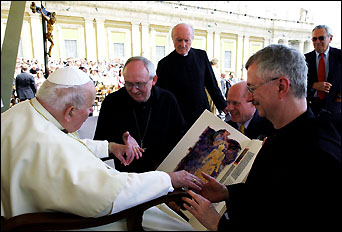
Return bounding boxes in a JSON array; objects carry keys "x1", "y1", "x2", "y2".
[{"x1": 192, "y1": 178, "x2": 197, "y2": 183}]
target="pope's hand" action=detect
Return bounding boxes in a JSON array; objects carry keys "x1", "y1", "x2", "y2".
[{"x1": 168, "y1": 170, "x2": 203, "y2": 191}]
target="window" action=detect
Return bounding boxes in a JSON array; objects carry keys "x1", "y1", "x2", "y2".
[
  {"x1": 64, "y1": 40, "x2": 77, "y2": 58},
  {"x1": 224, "y1": 51, "x2": 232, "y2": 69},
  {"x1": 114, "y1": 43, "x2": 125, "y2": 57},
  {"x1": 156, "y1": 46, "x2": 165, "y2": 63}
]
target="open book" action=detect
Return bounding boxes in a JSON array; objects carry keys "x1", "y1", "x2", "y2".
[{"x1": 157, "y1": 110, "x2": 263, "y2": 230}]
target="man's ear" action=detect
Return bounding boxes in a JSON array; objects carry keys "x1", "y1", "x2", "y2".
[
  {"x1": 64, "y1": 105, "x2": 74, "y2": 122},
  {"x1": 278, "y1": 76, "x2": 290, "y2": 99},
  {"x1": 152, "y1": 75, "x2": 158, "y2": 86}
]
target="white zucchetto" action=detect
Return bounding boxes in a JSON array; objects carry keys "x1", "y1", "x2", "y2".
[{"x1": 47, "y1": 67, "x2": 91, "y2": 86}]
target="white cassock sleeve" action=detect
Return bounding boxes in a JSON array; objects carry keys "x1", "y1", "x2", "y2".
[
  {"x1": 81, "y1": 138, "x2": 109, "y2": 159},
  {"x1": 111, "y1": 171, "x2": 174, "y2": 214}
]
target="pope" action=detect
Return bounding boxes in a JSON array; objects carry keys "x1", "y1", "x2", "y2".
[{"x1": 1, "y1": 66, "x2": 203, "y2": 231}]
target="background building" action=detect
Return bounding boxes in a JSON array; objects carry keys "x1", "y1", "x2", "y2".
[{"x1": 3, "y1": 1, "x2": 337, "y2": 81}]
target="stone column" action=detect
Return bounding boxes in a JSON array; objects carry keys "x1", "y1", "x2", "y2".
[
  {"x1": 236, "y1": 34, "x2": 243, "y2": 80},
  {"x1": 131, "y1": 21, "x2": 141, "y2": 56},
  {"x1": 242, "y1": 35, "x2": 250, "y2": 80},
  {"x1": 95, "y1": 17, "x2": 105, "y2": 61},
  {"x1": 84, "y1": 17, "x2": 96, "y2": 61},
  {"x1": 150, "y1": 28, "x2": 156, "y2": 64},
  {"x1": 298, "y1": 40, "x2": 304, "y2": 53},
  {"x1": 206, "y1": 29, "x2": 214, "y2": 60},
  {"x1": 213, "y1": 30, "x2": 221, "y2": 59},
  {"x1": 141, "y1": 23, "x2": 149, "y2": 59},
  {"x1": 304, "y1": 40, "x2": 313, "y2": 54},
  {"x1": 29, "y1": 13, "x2": 44, "y2": 63},
  {"x1": 57, "y1": 25, "x2": 63, "y2": 59}
]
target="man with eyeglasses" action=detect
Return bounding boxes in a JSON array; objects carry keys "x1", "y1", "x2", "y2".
[
  {"x1": 94, "y1": 56, "x2": 186, "y2": 173},
  {"x1": 305, "y1": 24, "x2": 341, "y2": 116},
  {"x1": 181, "y1": 44, "x2": 341, "y2": 230},
  {"x1": 225, "y1": 81, "x2": 273, "y2": 140}
]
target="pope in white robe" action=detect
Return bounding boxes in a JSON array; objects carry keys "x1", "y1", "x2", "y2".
[{"x1": 1, "y1": 67, "x2": 198, "y2": 231}]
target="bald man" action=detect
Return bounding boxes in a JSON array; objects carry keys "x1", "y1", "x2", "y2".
[{"x1": 225, "y1": 81, "x2": 274, "y2": 140}]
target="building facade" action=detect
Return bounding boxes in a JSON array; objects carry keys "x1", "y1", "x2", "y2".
[{"x1": 1, "y1": 1, "x2": 316, "y2": 80}]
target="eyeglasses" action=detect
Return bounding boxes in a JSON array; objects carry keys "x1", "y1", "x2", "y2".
[
  {"x1": 312, "y1": 36, "x2": 325, "y2": 42},
  {"x1": 124, "y1": 80, "x2": 150, "y2": 90},
  {"x1": 246, "y1": 77, "x2": 280, "y2": 95}
]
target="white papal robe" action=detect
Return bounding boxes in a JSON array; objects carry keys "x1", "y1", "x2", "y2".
[{"x1": 1, "y1": 98, "x2": 194, "y2": 231}]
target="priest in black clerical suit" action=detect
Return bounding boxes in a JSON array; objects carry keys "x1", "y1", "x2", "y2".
[
  {"x1": 156, "y1": 23, "x2": 227, "y2": 131},
  {"x1": 94, "y1": 57, "x2": 186, "y2": 173}
]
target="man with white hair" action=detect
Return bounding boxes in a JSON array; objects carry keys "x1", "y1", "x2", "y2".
[
  {"x1": 156, "y1": 23, "x2": 227, "y2": 131},
  {"x1": 1, "y1": 66, "x2": 202, "y2": 230},
  {"x1": 305, "y1": 25, "x2": 341, "y2": 116}
]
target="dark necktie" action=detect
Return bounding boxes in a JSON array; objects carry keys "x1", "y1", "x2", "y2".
[{"x1": 317, "y1": 53, "x2": 325, "y2": 99}]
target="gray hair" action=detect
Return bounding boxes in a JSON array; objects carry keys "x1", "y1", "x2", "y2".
[
  {"x1": 36, "y1": 80, "x2": 94, "y2": 110},
  {"x1": 171, "y1": 23, "x2": 195, "y2": 40},
  {"x1": 123, "y1": 56, "x2": 156, "y2": 80},
  {"x1": 245, "y1": 44, "x2": 308, "y2": 98},
  {"x1": 313, "y1": 25, "x2": 333, "y2": 36}
]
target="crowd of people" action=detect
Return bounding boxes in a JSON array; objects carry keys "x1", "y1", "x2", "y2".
[
  {"x1": 2, "y1": 23, "x2": 340, "y2": 231},
  {"x1": 11, "y1": 57, "x2": 127, "y2": 107}
]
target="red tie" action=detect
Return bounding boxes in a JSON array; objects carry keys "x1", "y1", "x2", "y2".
[{"x1": 317, "y1": 53, "x2": 325, "y2": 99}]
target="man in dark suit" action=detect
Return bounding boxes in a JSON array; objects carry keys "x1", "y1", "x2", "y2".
[
  {"x1": 15, "y1": 64, "x2": 37, "y2": 102},
  {"x1": 156, "y1": 23, "x2": 227, "y2": 131},
  {"x1": 182, "y1": 45, "x2": 341, "y2": 230},
  {"x1": 305, "y1": 25, "x2": 341, "y2": 116},
  {"x1": 225, "y1": 81, "x2": 273, "y2": 140}
]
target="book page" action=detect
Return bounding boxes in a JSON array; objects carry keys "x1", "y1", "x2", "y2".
[
  {"x1": 157, "y1": 110, "x2": 263, "y2": 230},
  {"x1": 157, "y1": 110, "x2": 262, "y2": 184}
]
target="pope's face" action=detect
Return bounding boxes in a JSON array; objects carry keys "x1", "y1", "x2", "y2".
[
  {"x1": 69, "y1": 83, "x2": 95, "y2": 132},
  {"x1": 172, "y1": 24, "x2": 193, "y2": 55}
]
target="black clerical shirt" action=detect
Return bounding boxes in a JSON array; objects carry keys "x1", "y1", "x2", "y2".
[{"x1": 94, "y1": 86, "x2": 186, "y2": 173}]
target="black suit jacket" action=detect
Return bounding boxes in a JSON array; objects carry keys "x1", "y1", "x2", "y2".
[
  {"x1": 218, "y1": 108, "x2": 341, "y2": 229},
  {"x1": 15, "y1": 72, "x2": 37, "y2": 101},
  {"x1": 156, "y1": 48, "x2": 227, "y2": 130},
  {"x1": 226, "y1": 110, "x2": 274, "y2": 140},
  {"x1": 305, "y1": 46, "x2": 341, "y2": 114}
]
